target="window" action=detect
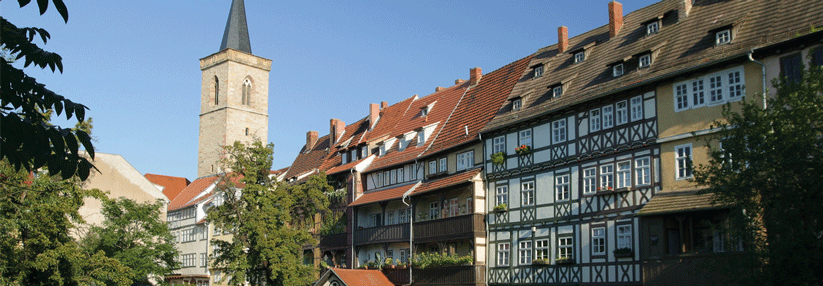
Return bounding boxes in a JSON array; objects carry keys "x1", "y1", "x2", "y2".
[
  {"x1": 379, "y1": 145, "x2": 386, "y2": 156},
  {"x1": 421, "y1": 106, "x2": 429, "y2": 116},
  {"x1": 592, "y1": 227, "x2": 606, "y2": 255},
  {"x1": 600, "y1": 164, "x2": 614, "y2": 189},
  {"x1": 400, "y1": 249, "x2": 409, "y2": 263},
  {"x1": 512, "y1": 98, "x2": 522, "y2": 111},
  {"x1": 646, "y1": 21, "x2": 659, "y2": 35},
  {"x1": 589, "y1": 109, "x2": 601, "y2": 132},
  {"x1": 552, "y1": 119, "x2": 567, "y2": 144},
  {"x1": 370, "y1": 213, "x2": 382, "y2": 227},
  {"x1": 813, "y1": 48, "x2": 823, "y2": 67},
  {"x1": 583, "y1": 167, "x2": 597, "y2": 194},
  {"x1": 780, "y1": 53, "x2": 803, "y2": 84},
  {"x1": 534, "y1": 65, "x2": 544, "y2": 78},
  {"x1": 410, "y1": 163, "x2": 419, "y2": 180},
  {"x1": 616, "y1": 161, "x2": 631, "y2": 188},
  {"x1": 715, "y1": 29, "x2": 731, "y2": 45},
  {"x1": 616, "y1": 101, "x2": 628, "y2": 125},
  {"x1": 244, "y1": 127, "x2": 249, "y2": 136},
  {"x1": 552, "y1": 85, "x2": 563, "y2": 98},
  {"x1": 675, "y1": 83, "x2": 689, "y2": 111},
  {"x1": 241, "y1": 78, "x2": 252, "y2": 105},
  {"x1": 449, "y1": 198, "x2": 459, "y2": 217},
  {"x1": 635, "y1": 157, "x2": 651, "y2": 186},
  {"x1": 692, "y1": 78, "x2": 706, "y2": 107},
  {"x1": 201, "y1": 253, "x2": 207, "y2": 267},
  {"x1": 519, "y1": 241, "x2": 533, "y2": 265},
  {"x1": 493, "y1": 136, "x2": 505, "y2": 154},
  {"x1": 214, "y1": 76, "x2": 219, "y2": 105},
  {"x1": 728, "y1": 69, "x2": 743, "y2": 100},
  {"x1": 181, "y1": 229, "x2": 195, "y2": 242},
  {"x1": 418, "y1": 131, "x2": 426, "y2": 145},
  {"x1": 362, "y1": 146, "x2": 369, "y2": 157},
  {"x1": 535, "y1": 239, "x2": 550, "y2": 260},
  {"x1": 496, "y1": 185, "x2": 508, "y2": 206},
  {"x1": 428, "y1": 161, "x2": 437, "y2": 175},
  {"x1": 617, "y1": 225, "x2": 632, "y2": 250},
  {"x1": 465, "y1": 197, "x2": 473, "y2": 214},
  {"x1": 497, "y1": 243, "x2": 510, "y2": 266},
  {"x1": 438, "y1": 157, "x2": 447, "y2": 173},
  {"x1": 613, "y1": 63, "x2": 624, "y2": 77},
  {"x1": 456, "y1": 151, "x2": 473, "y2": 171},
  {"x1": 709, "y1": 75, "x2": 724, "y2": 104},
  {"x1": 519, "y1": 129, "x2": 532, "y2": 148},
  {"x1": 676, "y1": 144, "x2": 693, "y2": 179},
  {"x1": 351, "y1": 149, "x2": 358, "y2": 161},
  {"x1": 397, "y1": 167, "x2": 404, "y2": 182},
  {"x1": 386, "y1": 211, "x2": 395, "y2": 225},
  {"x1": 602, "y1": 105, "x2": 614, "y2": 129},
  {"x1": 341, "y1": 152, "x2": 348, "y2": 164},
  {"x1": 574, "y1": 51, "x2": 585, "y2": 63},
  {"x1": 521, "y1": 181, "x2": 535, "y2": 206},
  {"x1": 182, "y1": 253, "x2": 196, "y2": 268},
  {"x1": 639, "y1": 54, "x2": 651, "y2": 68},
  {"x1": 555, "y1": 174, "x2": 570, "y2": 201},
  {"x1": 630, "y1": 96, "x2": 643, "y2": 121},
  {"x1": 399, "y1": 208, "x2": 407, "y2": 223},
  {"x1": 558, "y1": 237, "x2": 573, "y2": 260}
]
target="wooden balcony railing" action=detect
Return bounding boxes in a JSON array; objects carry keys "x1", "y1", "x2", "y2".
[
  {"x1": 642, "y1": 253, "x2": 751, "y2": 286},
  {"x1": 381, "y1": 268, "x2": 410, "y2": 285},
  {"x1": 353, "y1": 223, "x2": 410, "y2": 245},
  {"x1": 414, "y1": 214, "x2": 485, "y2": 243},
  {"x1": 413, "y1": 265, "x2": 485, "y2": 286},
  {"x1": 318, "y1": 232, "x2": 347, "y2": 250}
]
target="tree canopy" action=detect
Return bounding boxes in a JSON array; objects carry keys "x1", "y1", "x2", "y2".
[
  {"x1": 1, "y1": 0, "x2": 95, "y2": 180},
  {"x1": 693, "y1": 62, "x2": 823, "y2": 285}
]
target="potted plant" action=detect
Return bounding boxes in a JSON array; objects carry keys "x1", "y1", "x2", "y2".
[
  {"x1": 555, "y1": 256, "x2": 574, "y2": 265},
  {"x1": 490, "y1": 151, "x2": 506, "y2": 166},
  {"x1": 493, "y1": 203, "x2": 508, "y2": 212},
  {"x1": 532, "y1": 258, "x2": 550, "y2": 265},
  {"x1": 613, "y1": 247, "x2": 633, "y2": 258},
  {"x1": 397, "y1": 261, "x2": 407, "y2": 269},
  {"x1": 596, "y1": 186, "x2": 614, "y2": 193},
  {"x1": 384, "y1": 257, "x2": 394, "y2": 269},
  {"x1": 515, "y1": 144, "x2": 531, "y2": 155}
]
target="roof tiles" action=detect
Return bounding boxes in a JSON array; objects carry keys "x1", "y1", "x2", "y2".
[
  {"x1": 349, "y1": 182, "x2": 419, "y2": 207},
  {"x1": 144, "y1": 173, "x2": 190, "y2": 201}
]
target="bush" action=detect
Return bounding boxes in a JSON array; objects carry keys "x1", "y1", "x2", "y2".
[{"x1": 411, "y1": 252, "x2": 473, "y2": 269}]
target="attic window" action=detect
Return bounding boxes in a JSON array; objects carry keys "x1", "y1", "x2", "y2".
[
  {"x1": 552, "y1": 85, "x2": 563, "y2": 98},
  {"x1": 574, "y1": 51, "x2": 585, "y2": 63},
  {"x1": 646, "y1": 21, "x2": 659, "y2": 35},
  {"x1": 512, "y1": 98, "x2": 522, "y2": 111},
  {"x1": 341, "y1": 152, "x2": 348, "y2": 164},
  {"x1": 534, "y1": 65, "x2": 544, "y2": 78},
  {"x1": 421, "y1": 106, "x2": 429, "y2": 116},
  {"x1": 639, "y1": 54, "x2": 652, "y2": 68},
  {"x1": 613, "y1": 64, "x2": 624, "y2": 77},
  {"x1": 417, "y1": 131, "x2": 426, "y2": 146},
  {"x1": 715, "y1": 29, "x2": 731, "y2": 45}
]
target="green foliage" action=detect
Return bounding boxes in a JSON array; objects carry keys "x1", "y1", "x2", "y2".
[
  {"x1": 285, "y1": 173, "x2": 332, "y2": 231},
  {"x1": 1, "y1": 0, "x2": 95, "y2": 180},
  {"x1": 79, "y1": 198, "x2": 179, "y2": 285},
  {"x1": 0, "y1": 161, "x2": 130, "y2": 285},
  {"x1": 493, "y1": 203, "x2": 507, "y2": 212},
  {"x1": 693, "y1": 63, "x2": 823, "y2": 285},
  {"x1": 318, "y1": 210, "x2": 346, "y2": 236},
  {"x1": 410, "y1": 252, "x2": 473, "y2": 269},
  {"x1": 490, "y1": 152, "x2": 506, "y2": 165},
  {"x1": 207, "y1": 140, "x2": 317, "y2": 286}
]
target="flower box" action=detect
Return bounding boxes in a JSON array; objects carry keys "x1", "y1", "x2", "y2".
[
  {"x1": 493, "y1": 203, "x2": 508, "y2": 212},
  {"x1": 532, "y1": 259, "x2": 550, "y2": 266},
  {"x1": 555, "y1": 257, "x2": 575, "y2": 265},
  {"x1": 613, "y1": 248, "x2": 633, "y2": 258},
  {"x1": 515, "y1": 145, "x2": 531, "y2": 155},
  {"x1": 490, "y1": 152, "x2": 506, "y2": 166}
]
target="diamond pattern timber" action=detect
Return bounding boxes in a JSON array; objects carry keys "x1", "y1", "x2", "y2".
[
  {"x1": 593, "y1": 265, "x2": 606, "y2": 283},
  {"x1": 555, "y1": 201, "x2": 572, "y2": 217},
  {"x1": 619, "y1": 191, "x2": 632, "y2": 208},
  {"x1": 557, "y1": 265, "x2": 580, "y2": 283},
  {"x1": 494, "y1": 212, "x2": 509, "y2": 224},
  {"x1": 521, "y1": 207, "x2": 536, "y2": 221},
  {"x1": 620, "y1": 264, "x2": 635, "y2": 282},
  {"x1": 493, "y1": 163, "x2": 506, "y2": 173},
  {"x1": 583, "y1": 196, "x2": 596, "y2": 213},
  {"x1": 518, "y1": 153, "x2": 534, "y2": 167}
]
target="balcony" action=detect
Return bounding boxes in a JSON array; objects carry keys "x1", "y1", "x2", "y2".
[
  {"x1": 414, "y1": 265, "x2": 485, "y2": 286},
  {"x1": 318, "y1": 233, "x2": 347, "y2": 250},
  {"x1": 353, "y1": 223, "x2": 410, "y2": 245},
  {"x1": 642, "y1": 253, "x2": 750, "y2": 286},
  {"x1": 414, "y1": 214, "x2": 485, "y2": 243}
]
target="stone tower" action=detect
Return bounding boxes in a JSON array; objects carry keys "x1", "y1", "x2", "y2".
[{"x1": 197, "y1": 0, "x2": 272, "y2": 178}]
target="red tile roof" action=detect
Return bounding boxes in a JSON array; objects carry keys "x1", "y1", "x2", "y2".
[
  {"x1": 326, "y1": 156, "x2": 369, "y2": 175},
  {"x1": 349, "y1": 182, "x2": 419, "y2": 207},
  {"x1": 365, "y1": 96, "x2": 417, "y2": 142},
  {"x1": 331, "y1": 268, "x2": 394, "y2": 286},
  {"x1": 411, "y1": 167, "x2": 482, "y2": 196},
  {"x1": 144, "y1": 173, "x2": 191, "y2": 201},
  {"x1": 167, "y1": 175, "x2": 219, "y2": 211}
]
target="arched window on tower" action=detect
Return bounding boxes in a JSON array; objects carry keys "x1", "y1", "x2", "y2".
[
  {"x1": 214, "y1": 76, "x2": 219, "y2": 105},
  {"x1": 242, "y1": 78, "x2": 252, "y2": 106}
]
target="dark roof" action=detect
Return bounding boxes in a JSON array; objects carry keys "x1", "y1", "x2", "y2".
[
  {"x1": 219, "y1": 0, "x2": 252, "y2": 53},
  {"x1": 637, "y1": 188, "x2": 727, "y2": 216},
  {"x1": 349, "y1": 182, "x2": 419, "y2": 207},
  {"x1": 411, "y1": 167, "x2": 482, "y2": 196},
  {"x1": 482, "y1": 0, "x2": 823, "y2": 133}
]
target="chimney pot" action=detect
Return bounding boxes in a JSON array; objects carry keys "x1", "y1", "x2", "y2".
[
  {"x1": 679, "y1": 0, "x2": 692, "y2": 18},
  {"x1": 369, "y1": 103, "x2": 380, "y2": 130},
  {"x1": 469, "y1": 67, "x2": 482, "y2": 85},
  {"x1": 558, "y1": 26, "x2": 569, "y2": 53},
  {"x1": 435, "y1": 86, "x2": 445, "y2": 92},
  {"x1": 455, "y1": 79, "x2": 466, "y2": 85},
  {"x1": 608, "y1": 1, "x2": 624, "y2": 38},
  {"x1": 381, "y1": 101, "x2": 388, "y2": 109}
]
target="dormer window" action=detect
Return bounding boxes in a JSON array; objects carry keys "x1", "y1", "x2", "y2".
[
  {"x1": 715, "y1": 29, "x2": 731, "y2": 45},
  {"x1": 646, "y1": 21, "x2": 659, "y2": 35},
  {"x1": 421, "y1": 106, "x2": 429, "y2": 116},
  {"x1": 512, "y1": 98, "x2": 522, "y2": 111},
  {"x1": 574, "y1": 51, "x2": 585, "y2": 63},
  {"x1": 417, "y1": 131, "x2": 426, "y2": 146},
  {"x1": 552, "y1": 85, "x2": 563, "y2": 98},
  {"x1": 361, "y1": 145, "x2": 369, "y2": 157},
  {"x1": 379, "y1": 145, "x2": 386, "y2": 156},
  {"x1": 639, "y1": 54, "x2": 652, "y2": 68},
  {"x1": 613, "y1": 64, "x2": 624, "y2": 77},
  {"x1": 341, "y1": 152, "x2": 348, "y2": 164},
  {"x1": 534, "y1": 65, "x2": 544, "y2": 78}
]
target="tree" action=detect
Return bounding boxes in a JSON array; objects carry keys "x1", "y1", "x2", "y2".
[
  {"x1": 0, "y1": 161, "x2": 131, "y2": 285},
  {"x1": 285, "y1": 172, "x2": 332, "y2": 231},
  {"x1": 208, "y1": 141, "x2": 319, "y2": 286},
  {"x1": 1, "y1": 0, "x2": 96, "y2": 180},
  {"x1": 79, "y1": 198, "x2": 179, "y2": 285},
  {"x1": 693, "y1": 63, "x2": 823, "y2": 285}
]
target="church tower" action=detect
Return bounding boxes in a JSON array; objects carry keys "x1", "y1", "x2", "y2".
[{"x1": 197, "y1": 0, "x2": 272, "y2": 178}]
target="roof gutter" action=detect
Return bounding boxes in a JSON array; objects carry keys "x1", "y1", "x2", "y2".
[{"x1": 747, "y1": 49, "x2": 767, "y2": 109}]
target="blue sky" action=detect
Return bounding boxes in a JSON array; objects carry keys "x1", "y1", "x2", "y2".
[{"x1": 3, "y1": 0, "x2": 657, "y2": 180}]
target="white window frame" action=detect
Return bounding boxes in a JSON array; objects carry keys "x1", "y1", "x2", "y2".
[
  {"x1": 715, "y1": 29, "x2": 731, "y2": 45},
  {"x1": 600, "y1": 164, "x2": 614, "y2": 189},
  {"x1": 616, "y1": 101, "x2": 628, "y2": 125},
  {"x1": 639, "y1": 54, "x2": 651, "y2": 68},
  {"x1": 399, "y1": 208, "x2": 407, "y2": 223},
  {"x1": 675, "y1": 83, "x2": 690, "y2": 112},
  {"x1": 496, "y1": 185, "x2": 508, "y2": 206},
  {"x1": 456, "y1": 150, "x2": 473, "y2": 171},
  {"x1": 362, "y1": 146, "x2": 369, "y2": 157},
  {"x1": 555, "y1": 174, "x2": 570, "y2": 201},
  {"x1": 589, "y1": 109, "x2": 601, "y2": 132},
  {"x1": 512, "y1": 98, "x2": 522, "y2": 111},
  {"x1": 676, "y1": 143, "x2": 693, "y2": 180},
  {"x1": 428, "y1": 161, "x2": 437, "y2": 175},
  {"x1": 386, "y1": 211, "x2": 395, "y2": 225},
  {"x1": 592, "y1": 227, "x2": 606, "y2": 256},
  {"x1": 574, "y1": 51, "x2": 585, "y2": 63},
  {"x1": 341, "y1": 152, "x2": 348, "y2": 164},
  {"x1": 417, "y1": 131, "x2": 426, "y2": 146},
  {"x1": 449, "y1": 197, "x2": 459, "y2": 217},
  {"x1": 521, "y1": 181, "x2": 535, "y2": 206},
  {"x1": 439, "y1": 157, "x2": 447, "y2": 173},
  {"x1": 519, "y1": 241, "x2": 533, "y2": 265},
  {"x1": 552, "y1": 119, "x2": 567, "y2": 144},
  {"x1": 635, "y1": 157, "x2": 651, "y2": 186},
  {"x1": 617, "y1": 225, "x2": 632, "y2": 250},
  {"x1": 602, "y1": 105, "x2": 614, "y2": 129},
  {"x1": 552, "y1": 85, "x2": 563, "y2": 98},
  {"x1": 498, "y1": 243, "x2": 510, "y2": 266},
  {"x1": 692, "y1": 78, "x2": 706, "y2": 108},
  {"x1": 630, "y1": 96, "x2": 643, "y2": 121},
  {"x1": 613, "y1": 63, "x2": 624, "y2": 77},
  {"x1": 493, "y1": 136, "x2": 505, "y2": 154},
  {"x1": 583, "y1": 167, "x2": 597, "y2": 194},
  {"x1": 616, "y1": 161, "x2": 631, "y2": 188},
  {"x1": 558, "y1": 237, "x2": 573, "y2": 260},
  {"x1": 727, "y1": 69, "x2": 744, "y2": 101},
  {"x1": 429, "y1": 201, "x2": 439, "y2": 220},
  {"x1": 519, "y1": 129, "x2": 532, "y2": 148},
  {"x1": 534, "y1": 65, "x2": 544, "y2": 78},
  {"x1": 646, "y1": 21, "x2": 659, "y2": 35},
  {"x1": 709, "y1": 74, "x2": 724, "y2": 105},
  {"x1": 535, "y1": 239, "x2": 550, "y2": 260}
]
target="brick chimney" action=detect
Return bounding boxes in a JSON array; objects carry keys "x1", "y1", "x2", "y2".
[
  {"x1": 608, "y1": 1, "x2": 624, "y2": 38},
  {"x1": 679, "y1": 0, "x2": 692, "y2": 18},
  {"x1": 330, "y1": 118, "x2": 345, "y2": 145},
  {"x1": 435, "y1": 86, "x2": 445, "y2": 92},
  {"x1": 455, "y1": 79, "x2": 466, "y2": 85},
  {"x1": 558, "y1": 26, "x2": 569, "y2": 53},
  {"x1": 469, "y1": 67, "x2": 482, "y2": 85},
  {"x1": 306, "y1": 131, "x2": 318, "y2": 149},
  {"x1": 381, "y1": 101, "x2": 388, "y2": 109},
  {"x1": 369, "y1": 103, "x2": 380, "y2": 130}
]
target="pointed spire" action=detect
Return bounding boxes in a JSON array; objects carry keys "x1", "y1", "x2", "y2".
[{"x1": 219, "y1": 0, "x2": 252, "y2": 54}]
